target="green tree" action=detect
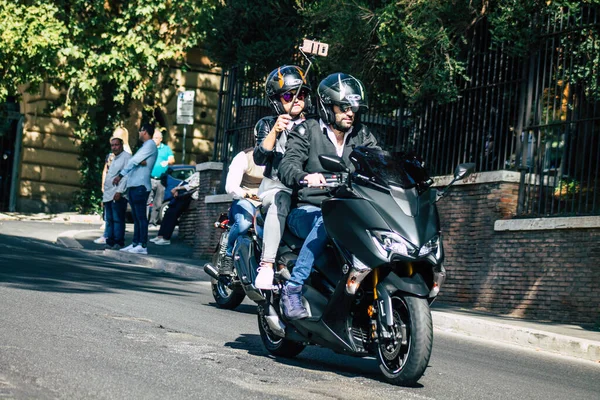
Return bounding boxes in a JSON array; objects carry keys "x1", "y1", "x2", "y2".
[
  {"x1": 0, "y1": 0, "x2": 216, "y2": 213},
  {"x1": 204, "y1": 0, "x2": 302, "y2": 82}
]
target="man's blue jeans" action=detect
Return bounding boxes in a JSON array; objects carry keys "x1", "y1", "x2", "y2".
[
  {"x1": 128, "y1": 186, "x2": 150, "y2": 246},
  {"x1": 286, "y1": 205, "x2": 328, "y2": 286},
  {"x1": 104, "y1": 198, "x2": 127, "y2": 246},
  {"x1": 226, "y1": 199, "x2": 256, "y2": 257}
]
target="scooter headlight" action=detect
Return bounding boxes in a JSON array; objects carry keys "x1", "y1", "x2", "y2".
[
  {"x1": 418, "y1": 235, "x2": 440, "y2": 257},
  {"x1": 370, "y1": 230, "x2": 419, "y2": 260}
]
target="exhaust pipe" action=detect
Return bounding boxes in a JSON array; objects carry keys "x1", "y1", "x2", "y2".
[{"x1": 203, "y1": 263, "x2": 220, "y2": 280}]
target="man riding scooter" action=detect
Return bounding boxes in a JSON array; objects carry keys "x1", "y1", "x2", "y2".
[{"x1": 278, "y1": 72, "x2": 380, "y2": 319}]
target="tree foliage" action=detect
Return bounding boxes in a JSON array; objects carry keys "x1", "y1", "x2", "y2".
[
  {"x1": 205, "y1": 1, "x2": 600, "y2": 105},
  {"x1": 204, "y1": 0, "x2": 302, "y2": 82},
  {"x1": 0, "y1": 0, "x2": 216, "y2": 213}
]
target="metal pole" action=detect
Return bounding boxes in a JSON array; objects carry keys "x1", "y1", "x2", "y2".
[{"x1": 182, "y1": 125, "x2": 187, "y2": 163}]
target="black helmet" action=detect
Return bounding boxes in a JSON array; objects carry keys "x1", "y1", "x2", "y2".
[
  {"x1": 265, "y1": 65, "x2": 311, "y2": 115},
  {"x1": 317, "y1": 73, "x2": 368, "y2": 125}
]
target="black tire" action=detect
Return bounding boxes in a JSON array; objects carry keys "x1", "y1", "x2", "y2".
[
  {"x1": 257, "y1": 304, "x2": 305, "y2": 358},
  {"x1": 377, "y1": 295, "x2": 433, "y2": 386},
  {"x1": 210, "y1": 248, "x2": 245, "y2": 309}
]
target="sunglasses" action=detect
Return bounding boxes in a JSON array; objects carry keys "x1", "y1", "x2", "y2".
[
  {"x1": 281, "y1": 89, "x2": 308, "y2": 103},
  {"x1": 338, "y1": 104, "x2": 360, "y2": 113}
]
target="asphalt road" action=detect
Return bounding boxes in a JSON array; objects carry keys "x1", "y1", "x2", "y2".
[{"x1": 0, "y1": 223, "x2": 599, "y2": 399}]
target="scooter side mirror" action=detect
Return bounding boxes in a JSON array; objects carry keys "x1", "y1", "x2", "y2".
[
  {"x1": 319, "y1": 154, "x2": 349, "y2": 173},
  {"x1": 453, "y1": 162, "x2": 476, "y2": 181}
]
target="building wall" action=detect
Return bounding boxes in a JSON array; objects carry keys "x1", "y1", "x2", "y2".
[
  {"x1": 15, "y1": 48, "x2": 221, "y2": 213},
  {"x1": 18, "y1": 85, "x2": 80, "y2": 212}
]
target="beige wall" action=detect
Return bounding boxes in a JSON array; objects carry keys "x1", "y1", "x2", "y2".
[{"x1": 15, "y1": 48, "x2": 221, "y2": 213}]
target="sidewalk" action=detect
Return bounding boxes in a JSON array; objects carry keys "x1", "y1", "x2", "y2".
[{"x1": 3, "y1": 211, "x2": 599, "y2": 364}]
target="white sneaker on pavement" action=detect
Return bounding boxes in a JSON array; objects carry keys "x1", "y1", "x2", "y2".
[
  {"x1": 120, "y1": 243, "x2": 136, "y2": 252},
  {"x1": 128, "y1": 245, "x2": 148, "y2": 254},
  {"x1": 93, "y1": 236, "x2": 107, "y2": 244},
  {"x1": 149, "y1": 236, "x2": 161, "y2": 243},
  {"x1": 154, "y1": 238, "x2": 171, "y2": 245},
  {"x1": 254, "y1": 266, "x2": 275, "y2": 290}
]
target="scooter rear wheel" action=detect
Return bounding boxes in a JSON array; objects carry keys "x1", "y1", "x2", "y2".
[
  {"x1": 377, "y1": 295, "x2": 432, "y2": 386},
  {"x1": 210, "y1": 249, "x2": 245, "y2": 310},
  {"x1": 257, "y1": 304, "x2": 305, "y2": 358}
]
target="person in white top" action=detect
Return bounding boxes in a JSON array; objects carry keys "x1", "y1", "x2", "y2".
[
  {"x1": 101, "y1": 137, "x2": 131, "y2": 249},
  {"x1": 221, "y1": 148, "x2": 264, "y2": 271},
  {"x1": 252, "y1": 65, "x2": 311, "y2": 289}
]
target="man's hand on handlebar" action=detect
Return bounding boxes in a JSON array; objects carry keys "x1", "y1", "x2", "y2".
[{"x1": 301, "y1": 173, "x2": 327, "y2": 187}]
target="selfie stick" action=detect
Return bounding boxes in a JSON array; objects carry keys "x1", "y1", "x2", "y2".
[{"x1": 290, "y1": 39, "x2": 329, "y2": 106}]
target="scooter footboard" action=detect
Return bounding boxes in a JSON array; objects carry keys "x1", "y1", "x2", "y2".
[{"x1": 233, "y1": 236, "x2": 265, "y2": 302}]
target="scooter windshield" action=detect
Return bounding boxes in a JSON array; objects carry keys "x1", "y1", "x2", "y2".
[{"x1": 349, "y1": 146, "x2": 432, "y2": 192}]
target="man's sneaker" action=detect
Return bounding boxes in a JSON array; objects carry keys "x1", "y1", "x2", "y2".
[
  {"x1": 154, "y1": 238, "x2": 171, "y2": 245},
  {"x1": 254, "y1": 265, "x2": 274, "y2": 289},
  {"x1": 219, "y1": 255, "x2": 234, "y2": 275},
  {"x1": 149, "y1": 236, "x2": 161, "y2": 243},
  {"x1": 120, "y1": 243, "x2": 136, "y2": 252},
  {"x1": 128, "y1": 245, "x2": 148, "y2": 254},
  {"x1": 93, "y1": 236, "x2": 107, "y2": 244},
  {"x1": 281, "y1": 284, "x2": 308, "y2": 320}
]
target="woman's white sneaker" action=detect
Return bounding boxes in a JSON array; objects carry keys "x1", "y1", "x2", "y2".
[
  {"x1": 254, "y1": 266, "x2": 274, "y2": 289},
  {"x1": 154, "y1": 238, "x2": 171, "y2": 245}
]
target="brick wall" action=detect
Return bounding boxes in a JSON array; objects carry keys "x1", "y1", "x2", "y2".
[
  {"x1": 437, "y1": 180, "x2": 600, "y2": 324},
  {"x1": 186, "y1": 167, "x2": 600, "y2": 324},
  {"x1": 179, "y1": 162, "x2": 231, "y2": 259}
]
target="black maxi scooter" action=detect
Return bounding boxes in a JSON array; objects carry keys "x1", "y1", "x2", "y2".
[{"x1": 254, "y1": 146, "x2": 474, "y2": 386}]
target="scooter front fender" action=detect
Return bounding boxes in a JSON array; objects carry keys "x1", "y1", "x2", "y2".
[{"x1": 376, "y1": 272, "x2": 430, "y2": 327}]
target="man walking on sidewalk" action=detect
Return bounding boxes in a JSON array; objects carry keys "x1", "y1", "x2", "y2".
[
  {"x1": 112, "y1": 123, "x2": 158, "y2": 254},
  {"x1": 101, "y1": 137, "x2": 131, "y2": 249},
  {"x1": 148, "y1": 130, "x2": 174, "y2": 226}
]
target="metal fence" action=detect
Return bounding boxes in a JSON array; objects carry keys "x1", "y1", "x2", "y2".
[
  {"x1": 213, "y1": 6, "x2": 600, "y2": 217},
  {"x1": 516, "y1": 7, "x2": 600, "y2": 217}
]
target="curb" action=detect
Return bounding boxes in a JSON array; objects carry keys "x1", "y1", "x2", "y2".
[
  {"x1": 0, "y1": 212, "x2": 102, "y2": 224},
  {"x1": 100, "y1": 249, "x2": 209, "y2": 280},
  {"x1": 432, "y1": 312, "x2": 600, "y2": 362}
]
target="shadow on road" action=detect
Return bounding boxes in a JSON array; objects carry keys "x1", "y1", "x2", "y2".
[
  {"x1": 205, "y1": 302, "x2": 258, "y2": 315},
  {"x1": 224, "y1": 333, "x2": 412, "y2": 387},
  {"x1": 0, "y1": 233, "x2": 197, "y2": 297}
]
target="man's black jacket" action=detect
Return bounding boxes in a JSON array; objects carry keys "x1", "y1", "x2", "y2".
[{"x1": 278, "y1": 119, "x2": 380, "y2": 206}]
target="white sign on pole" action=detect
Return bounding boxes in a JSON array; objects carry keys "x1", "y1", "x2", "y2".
[{"x1": 176, "y1": 90, "x2": 195, "y2": 125}]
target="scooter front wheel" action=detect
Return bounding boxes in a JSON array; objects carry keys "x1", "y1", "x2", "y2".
[
  {"x1": 257, "y1": 304, "x2": 305, "y2": 358},
  {"x1": 377, "y1": 295, "x2": 433, "y2": 386}
]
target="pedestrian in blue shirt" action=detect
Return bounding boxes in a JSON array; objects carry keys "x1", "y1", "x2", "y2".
[
  {"x1": 112, "y1": 123, "x2": 158, "y2": 254},
  {"x1": 149, "y1": 130, "x2": 174, "y2": 225}
]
